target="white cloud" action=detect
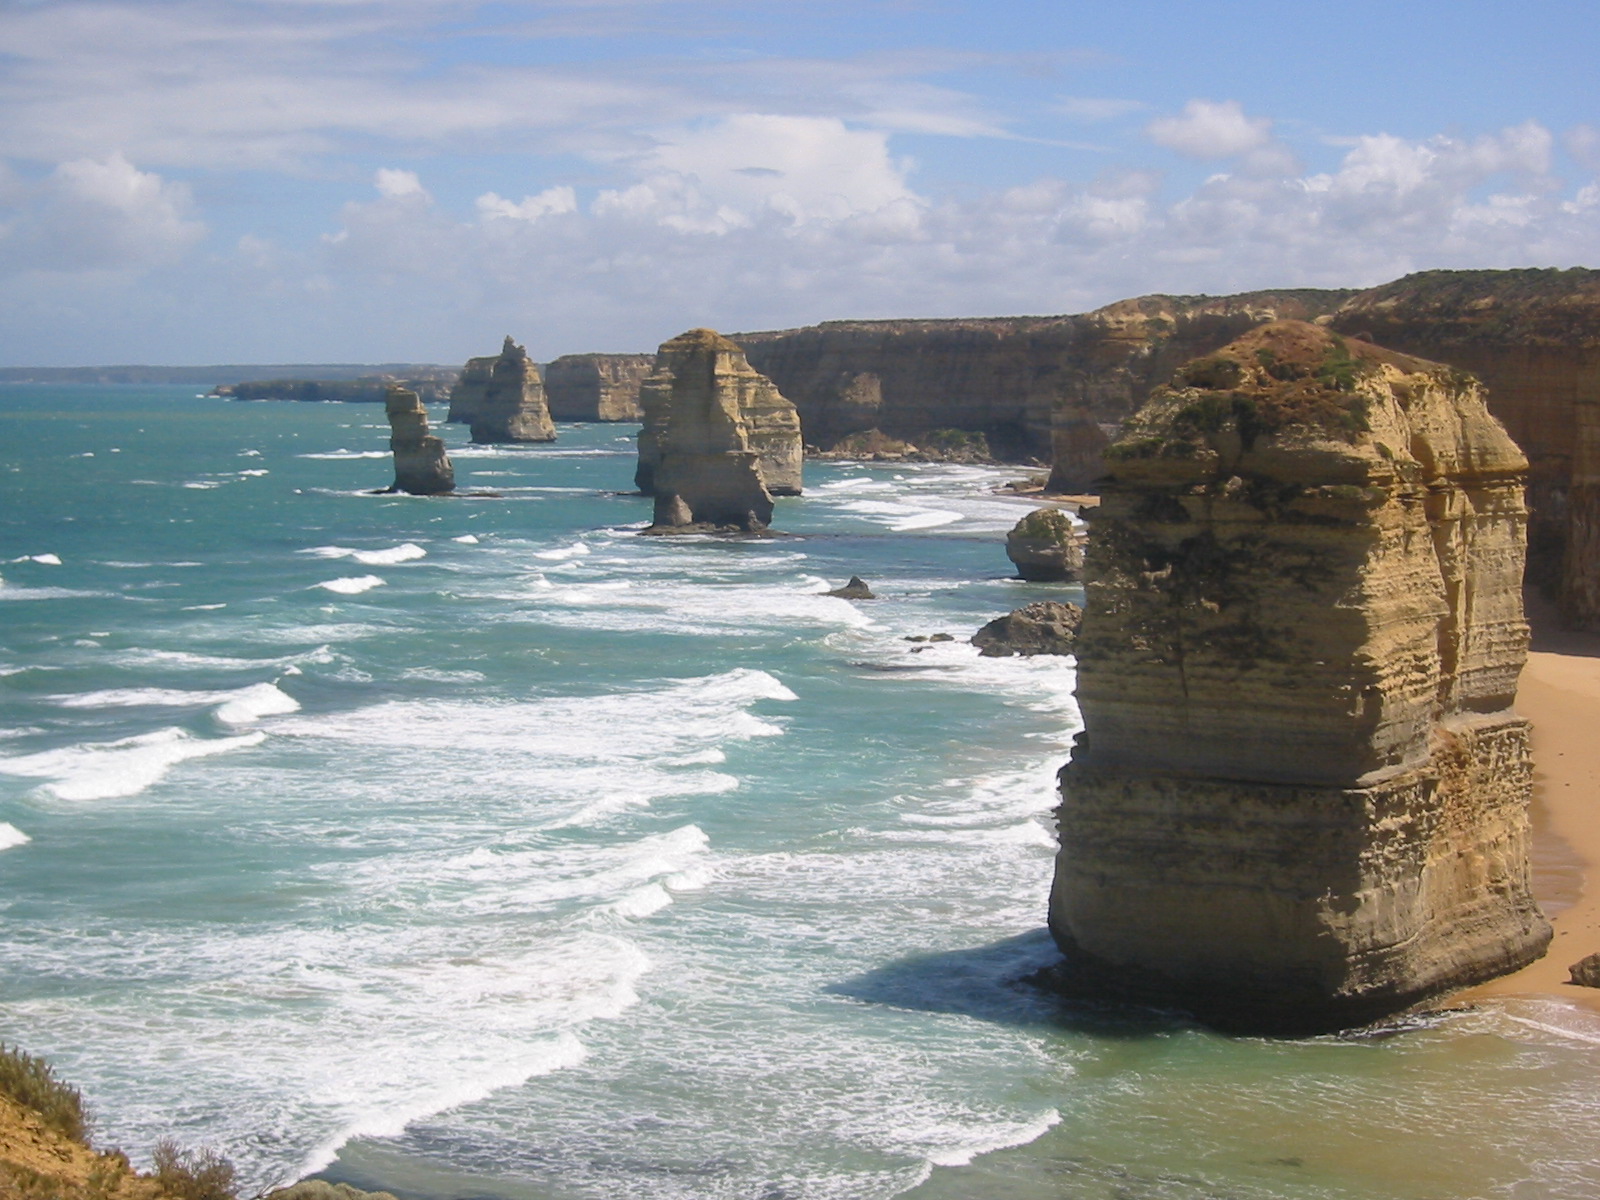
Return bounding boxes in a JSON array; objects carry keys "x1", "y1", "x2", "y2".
[
  {"x1": 476, "y1": 186, "x2": 579, "y2": 222},
  {"x1": 374, "y1": 169, "x2": 427, "y2": 200},
  {"x1": 1147, "y1": 99, "x2": 1272, "y2": 159},
  {"x1": 0, "y1": 152, "x2": 206, "y2": 275}
]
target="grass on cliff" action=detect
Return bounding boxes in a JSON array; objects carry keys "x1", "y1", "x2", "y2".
[
  {"x1": 0, "y1": 1045, "x2": 87, "y2": 1144},
  {"x1": 152, "y1": 1140, "x2": 237, "y2": 1200}
]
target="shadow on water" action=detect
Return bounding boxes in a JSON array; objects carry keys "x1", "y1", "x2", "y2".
[{"x1": 824, "y1": 927, "x2": 1193, "y2": 1039}]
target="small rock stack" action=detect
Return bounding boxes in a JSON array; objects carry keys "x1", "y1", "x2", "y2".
[
  {"x1": 383, "y1": 385, "x2": 454, "y2": 495},
  {"x1": 636, "y1": 329, "x2": 803, "y2": 532},
  {"x1": 446, "y1": 337, "x2": 556, "y2": 444}
]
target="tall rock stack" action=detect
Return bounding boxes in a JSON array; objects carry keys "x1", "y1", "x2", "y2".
[
  {"x1": 636, "y1": 328, "x2": 803, "y2": 531},
  {"x1": 383, "y1": 385, "x2": 454, "y2": 495},
  {"x1": 1050, "y1": 320, "x2": 1550, "y2": 1032},
  {"x1": 448, "y1": 337, "x2": 557, "y2": 444},
  {"x1": 544, "y1": 353, "x2": 654, "y2": 421}
]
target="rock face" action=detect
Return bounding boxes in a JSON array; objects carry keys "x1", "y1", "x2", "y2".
[
  {"x1": 1005, "y1": 507, "x2": 1083, "y2": 581},
  {"x1": 1049, "y1": 320, "x2": 1551, "y2": 1032},
  {"x1": 446, "y1": 337, "x2": 557, "y2": 443},
  {"x1": 544, "y1": 353, "x2": 654, "y2": 421},
  {"x1": 384, "y1": 385, "x2": 454, "y2": 495},
  {"x1": 636, "y1": 329, "x2": 803, "y2": 530},
  {"x1": 732, "y1": 291, "x2": 1351, "y2": 470},
  {"x1": 1329, "y1": 268, "x2": 1600, "y2": 629},
  {"x1": 972, "y1": 601, "x2": 1081, "y2": 657},
  {"x1": 1568, "y1": 952, "x2": 1600, "y2": 987}
]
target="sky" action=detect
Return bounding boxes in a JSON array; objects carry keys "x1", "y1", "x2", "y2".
[{"x1": 0, "y1": 0, "x2": 1595, "y2": 365}]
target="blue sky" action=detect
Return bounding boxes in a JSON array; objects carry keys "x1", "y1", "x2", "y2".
[{"x1": 0, "y1": 0, "x2": 1595, "y2": 365}]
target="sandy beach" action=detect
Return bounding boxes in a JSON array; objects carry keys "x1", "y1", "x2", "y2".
[{"x1": 1461, "y1": 593, "x2": 1600, "y2": 1012}]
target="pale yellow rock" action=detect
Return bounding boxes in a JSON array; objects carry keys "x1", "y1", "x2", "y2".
[{"x1": 1049, "y1": 320, "x2": 1550, "y2": 1031}]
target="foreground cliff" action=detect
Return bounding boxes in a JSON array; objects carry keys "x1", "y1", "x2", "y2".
[
  {"x1": 636, "y1": 329, "x2": 802, "y2": 531},
  {"x1": 1049, "y1": 321, "x2": 1550, "y2": 1032},
  {"x1": 732, "y1": 290, "x2": 1351, "y2": 473},
  {"x1": 544, "y1": 353, "x2": 653, "y2": 421},
  {"x1": 1329, "y1": 268, "x2": 1600, "y2": 629}
]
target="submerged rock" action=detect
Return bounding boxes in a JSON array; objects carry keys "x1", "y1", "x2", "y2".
[
  {"x1": 972, "y1": 601, "x2": 1081, "y2": 657},
  {"x1": 1005, "y1": 507, "x2": 1083, "y2": 581},
  {"x1": 383, "y1": 385, "x2": 454, "y2": 495},
  {"x1": 826, "y1": 576, "x2": 876, "y2": 599},
  {"x1": 450, "y1": 337, "x2": 556, "y2": 444},
  {"x1": 1048, "y1": 320, "x2": 1550, "y2": 1033},
  {"x1": 637, "y1": 329, "x2": 803, "y2": 532}
]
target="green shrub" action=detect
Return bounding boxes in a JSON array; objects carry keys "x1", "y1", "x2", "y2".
[
  {"x1": 0, "y1": 1045, "x2": 87, "y2": 1144},
  {"x1": 151, "y1": 1140, "x2": 238, "y2": 1200}
]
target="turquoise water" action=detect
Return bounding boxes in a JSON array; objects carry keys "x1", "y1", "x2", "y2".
[{"x1": 1, "y1": 387, "x2": 1597, "y2": 1200}]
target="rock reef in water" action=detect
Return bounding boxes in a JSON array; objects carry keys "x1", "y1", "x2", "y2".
[
  {"x1": 544, "y1": 353, "x2": 654, "y2": 421},
  {"x1": 1005, "y1": 507, "x2": 1083, "y2": 581},
  {"x1": 972, "y1": 601, "x2": 1081, "y2": 657},
  {"x1": 1048, "y1": 320, "x2": 1551, "y2": 1033},
  {"x1": 636, "y1": 328, "x2": 803, "y2": 531},
  {"x1": 446, "y1": 337, "x2": 557, "y2": 443},
  {"x1": 1328, "y1": 268, "x2": 1600, "y2": 630},
  {"x1": 384, "y1": 385, "x2": 454, "y2": 495}
]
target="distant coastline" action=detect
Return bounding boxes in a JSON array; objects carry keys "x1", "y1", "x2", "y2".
[{"x1": 0, "y1": 364, "x2": 450, "y2": 386}]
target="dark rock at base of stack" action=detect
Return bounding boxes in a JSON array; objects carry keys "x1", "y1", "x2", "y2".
[
  {"x1": 972, "y1": 602, "x2": 1081, "y2": 657},
  {"x1": 383, "y1": 385, "x2": 454, "y2": 495}
]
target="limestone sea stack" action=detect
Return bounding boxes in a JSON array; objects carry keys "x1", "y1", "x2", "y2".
[
  {"x1": 1005, "y1": 507, "x2": 1083, "y2": 581},
  {"x1": 1048, "y1": 320, "x2": 1551, "y2": 1033},
  {"x1": 448, "y1": 337, "x2": 557, "y2": 443},
  {"x1": 384, "y1": 385, "x2": 454, "y2": 494},
  {"x1": 636, "y1": 329, "x2": 803, "y2": 531}
]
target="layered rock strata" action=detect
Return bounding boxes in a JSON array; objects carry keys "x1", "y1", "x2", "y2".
[
  {"x1": 636, "y1": 329, "x2": 803, "y2": 530},
  {"x1": 544, "y1": 353, "x2": 653, "y2": 421},
  {"x1": 1005, "y1": 507, "x2": 1083, "y2": 581},
  {"x1": 732, "y1": 290, "x2": 1351, "y2": 474},
  {"x1": 383, "y1": 385, "x2": 454, "y2": 495},
  {"x1": 447, "y1": 337, "x2": 557, "y2": 443},
  {"x1": 1329, "y1": 268, "x2": 1600, "y2": 629},
  {"x1": 1049, "y1": 320, "x2": 1550, "y2": 1032}
]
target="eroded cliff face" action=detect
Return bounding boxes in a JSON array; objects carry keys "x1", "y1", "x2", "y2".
[
  {"x1": 384, "y1": 385, "x2": 454, "y2": 495},
  {"x1": 1050, "y1": 320, "x2": 1550, "y2": 1032},
  {"x1": 731, "y1": 290, "x2": 1350, "y2": 472},
  {"x1": 447, "y1": 337, "x2": 557, "y2": 443},
  {"x1": 1329, "y1": 268, "x2": 1600, "y2": 629},
  {"x1": 636, "y1": 329, "x2": 803, "y2": 531},
  {"x1": 544, "y1": 353, "x2": 653, "y2": 421}
]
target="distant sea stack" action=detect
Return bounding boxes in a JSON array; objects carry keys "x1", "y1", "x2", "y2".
[
  {"x1": 384, "y1": 385, "x2": 455, "y2": 495},
  {"x1": 446, "y1": 337, "x2": 557, "y2": 443},
  {"x1": 1328, "y1": 268, "x2": 1600, "y2": 630},
  {"x1": 1048, "y1": 320, "x2": 1550, "y2": 1033},
  {"x1": 545, "y1": 353, "x2": 654, "y2": 421},
  {"x1": 636, "y1": 328, "x2": 803, "y2": 532}
]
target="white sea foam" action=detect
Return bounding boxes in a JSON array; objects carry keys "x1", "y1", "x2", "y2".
[
  {"x1": 304, "y1": 543, "x2": 426, "y2": 565},
  {"x1": 298, "y1": 450, "x2": 390, "y2": 460},
  {"x1": 922, "y1": 1108, "x2": 1063, "y2": 1167},
  {"x1": 452, "y1": 534, "x2": 480, "y2": 544},
  {"x1": 0, "y1": 728, "x2": 267, "y2": 801},
  {"x1": 0, "y1": 582, "x2": 105, "y2": 601},
  {"x1": 533, "y1": 542, "x2": 590, "y2": 561},
  {"x1": 314, "y1": 575, "x2": 386, "y2": 595},
  {"x1": 213, "y1": 683, "x2": 301, "y2": 727},
  {"x1": 10, "y1": 553, "x2": 63, "y2": 565},
  {"x1": 0, "y1": 824, "x2": 31, "y2": 851}
]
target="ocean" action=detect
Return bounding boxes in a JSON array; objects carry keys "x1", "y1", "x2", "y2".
[{"x1": 1, "y1": 386, "x2": 1597, "y2": 1200}]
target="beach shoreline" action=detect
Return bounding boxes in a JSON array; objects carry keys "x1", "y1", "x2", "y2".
[{"x1": 1458, "y1": 592, "x2": 1600, "y2": 1012}]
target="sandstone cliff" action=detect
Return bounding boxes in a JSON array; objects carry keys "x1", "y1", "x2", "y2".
[
  {"x1": 1049, "y1": 320, "x2": 1550, "y2": 1032},
  {"x1": 383, "y1": 385, "x2": 454, "y2": 495},
  {"x1": 637, "y1": 328, "x2": 803, "y2": 530},
  {"x1": 1329, "y1": 268, "x2": 1600, "y2": 629},
  {"x1": 732, "y1": 290, "x2": 1351, "y2": 473},
  {"x1": 447, "y1": 337, "x2": 557, "y2": 443},
  {"x1": 544, "y1": 353, "x2": 653, "y2": 421}
]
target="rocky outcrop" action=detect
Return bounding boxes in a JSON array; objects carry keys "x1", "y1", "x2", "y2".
[
  {"x1": 1329, "y1": 268, "x2": 1600, "y2": 629},
  {"x1": 1569, "y1": 952, "x2": 1600, "y2": 987},
  {"x1": 636, "y1": 329, "x2": 803, "y2": 530},
  {"x1": 445, "y1": 338, "x2": 557, "y2": 443},
  {"x1": 544, "y1": 353, "x2": 653, "y2": 421},
  {"x1": 383, "y1": 385, "x2": 454, "y2": 495},
  {"x1": 972, "y1": 601, "x2": 1081, "y2": 657},
  {"x1": 1005, "y1": 508, "x2": 1083, "y2": 581},
  {"x1": 1048, "y1": 320, "x2": 1550, "y2": 1032},
  {"x1": 732, "y1": 290, "x2": 1351, "y2": 470},
  {"x1": 826, "y1": 576, "x2": 876, "y2": 599}
]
